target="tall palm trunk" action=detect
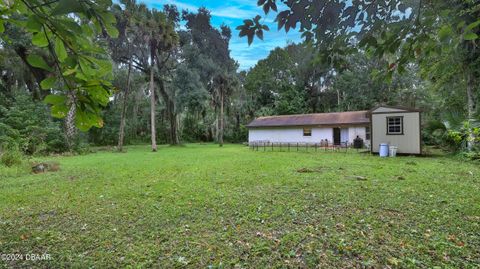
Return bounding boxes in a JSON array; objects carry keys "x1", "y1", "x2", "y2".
[
  {"x1": 65, "y1": 92, "x2": 77, "y2": 151},
  {"x1": 131, "y1": 88, "x2": 139, "y2": 139},
  {"x1": 219, "y1": 89, "x2": 224, "y2": 147},
  {"x1": 466, "y1": 72, "x2": 476, "y2": 151},
  {"x1": 117, "y1": 45, "x2": 133, "y2": 152},
  {"x1": 150, "y1": 58, "x2": 157, "y2": 152}
]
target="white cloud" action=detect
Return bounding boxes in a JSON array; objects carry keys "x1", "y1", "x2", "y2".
[{"x1": 210, "y1": 6, "x2": 258, "y2": 19}]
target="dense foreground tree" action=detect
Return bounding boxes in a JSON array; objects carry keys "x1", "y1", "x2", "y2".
[{"x1": 0, "y1": 0, "x2": 119, "y2": 133}]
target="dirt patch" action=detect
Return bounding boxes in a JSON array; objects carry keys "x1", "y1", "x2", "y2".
[
  {"x1": 297, "y1": 167, "x2": 326, "y2": 173},
  {"x1": 345, "y1": 175, "x2": 368, "y2": 181},
  {"x1": 31, "y1": 162, "x2": 60, "y2": 174}
]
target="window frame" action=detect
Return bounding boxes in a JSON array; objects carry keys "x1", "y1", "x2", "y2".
[
  {"x1": 386, "y1": 116, "x2": 404, "y2": 135},
  {"x1": 303, "y1": 127, "x2": 312, "y2": 137},
  {"x1": 365, "y1": 126, "x2": 371, "y2": 140}
]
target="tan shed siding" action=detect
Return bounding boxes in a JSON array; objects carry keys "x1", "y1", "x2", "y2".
[{"x1": 371, "y1": 112, "x2": 421, "y2": 154}]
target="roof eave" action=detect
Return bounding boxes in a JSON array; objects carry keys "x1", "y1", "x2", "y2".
[
  {"x1": 246, "y1": 122, "x2": 371, "y2": 128},
  {"x1": 367, "y1": 105, "x2": 423, "y2": 114}
]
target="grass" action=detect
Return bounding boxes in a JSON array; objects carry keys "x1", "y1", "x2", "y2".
[{"x1": 0, "y1": 144, "x2": 479, "y2": 268}]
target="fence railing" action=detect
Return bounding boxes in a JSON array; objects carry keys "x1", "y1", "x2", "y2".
[{"x1": 249, "y1": 141, "x2": 369, "y2": 153}]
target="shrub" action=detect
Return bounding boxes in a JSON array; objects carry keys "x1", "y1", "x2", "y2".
[
  {"x1": 0, "y1": 144, "x2": 23, "y2": 167},
  {"x1": 1, "y1": 90, "x2": 67, "y2": 155}
]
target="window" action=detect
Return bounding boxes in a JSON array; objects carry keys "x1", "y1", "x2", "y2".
[
  {"x1": 303, "y1": 128, "x2": 312, "y2": 136},
  {"x1": 365, "y1": 126, "x2": 371, "y2": 140},
  {"x1": 387, "y1": 116, "x2": 403, "y2": 135}
]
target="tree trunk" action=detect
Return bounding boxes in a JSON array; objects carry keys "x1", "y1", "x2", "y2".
[
  {"x1": 336, "y1": 89, "x2": 341, "y2": 108},
  {"x1": 214, "y1": 101, "x2": 219, "y2": 143},
  {"x1": 155, "y1": 78, "x2": 179, "y2": 145},
  {"x1": 169, "y1": 107, "x2": 179, "y2": 145},
  {"x1": 132, "y1": 88, "x2": 139, "y2": 139},
  {"x1": 466, "y1": 72, "x2": 476, "y2": 151},
  {"x1": 65, "y1": 92, "x2": 77, "y2": 151},
  {"x1": 236, "y1": 113, "x2": 240, "y2": 130},
  {"x1": 117, "y1": 46, "x2": 133, "y2": 152},
  {"x1": 219, "y1": 90, "x2": 224, "y2": 147},
  {"x1": 149, "y1": 61, "x2": 157, "y2": 152},
  {"x1": 310, "y1": 70, "x2": 318, "y2": 113}
]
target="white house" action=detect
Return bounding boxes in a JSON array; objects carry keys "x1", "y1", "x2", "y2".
[{"x1": 247, "y1": 105, "x2": 422, "y2": 155}]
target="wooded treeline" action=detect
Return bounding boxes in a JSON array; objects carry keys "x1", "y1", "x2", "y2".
[{"x1": 0, "y1": 0, "x2": 479, "y2": 162}]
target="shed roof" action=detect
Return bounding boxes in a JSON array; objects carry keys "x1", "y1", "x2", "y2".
[
  {"x1": 368, "y1": 105, "x2": 423, "y2": 113},
  {"x1": 247, "y1": 111, "x2": 370, "y2": 128}
]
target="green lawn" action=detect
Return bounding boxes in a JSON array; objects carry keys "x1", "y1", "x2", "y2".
[{"x1": 0, "y1": 144, "x2": 479, "y2": 268}]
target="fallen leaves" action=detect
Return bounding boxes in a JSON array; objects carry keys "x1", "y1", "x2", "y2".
[{"x1": 447, "y1": 234, "x2": 465, "y2": 247}]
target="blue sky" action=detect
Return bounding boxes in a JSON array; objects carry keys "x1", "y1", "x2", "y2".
[{"x1": 138, "y1": 0, "x2": 303, "y2": 70}]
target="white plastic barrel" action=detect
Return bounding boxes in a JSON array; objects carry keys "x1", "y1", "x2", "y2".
[
  {"x1": 379, "y1": 143, "x2": 389, "y2": 157},
  {"x1": 389, "y1": 146, "x2": 398, "y2": 157}
]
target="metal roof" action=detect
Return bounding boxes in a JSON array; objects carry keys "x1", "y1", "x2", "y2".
[{"x1": 247, "y1": 111, "x2": 370, "y2": 128}]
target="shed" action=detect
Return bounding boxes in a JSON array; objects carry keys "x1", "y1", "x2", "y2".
[{"x1": 368, "y1": 106, "x2": 422, "y2": 155}]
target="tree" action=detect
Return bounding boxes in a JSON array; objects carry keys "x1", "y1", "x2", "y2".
[
  {"x1": 182, "y1": 9, "x2": 238, "y2": 146},
  {"x1": 111, "y1": 0, "x2": 140, "y2": 151},
  {"x1": 111, "y1": 2, "x2": 178, "y2": 150},
  {"x1": 244, "y1": 44, "x2": 311, "y2": 115},
  {"x1": 0, "y1": 0, "x2": 119, "y2": 132}
]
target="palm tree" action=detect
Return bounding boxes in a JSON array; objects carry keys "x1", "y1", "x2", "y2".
[{"x1": 136, "y1": 5, "x2": 177, "y2": 151}]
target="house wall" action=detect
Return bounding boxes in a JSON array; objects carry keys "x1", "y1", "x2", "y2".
[
  {"x1": 348, "y1": 127, "x2": 369, "y2": 145},
  {"x1": 248, "y1": 126, "x2": 369, "y2": 144},
  {"x1": 371, "y1": 112, "x2": 421, "y2": 154},
  {"x1": 248, "y1": 127, "x2": 332, "y2": 143}
]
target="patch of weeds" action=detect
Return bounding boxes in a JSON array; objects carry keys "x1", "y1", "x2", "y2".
[
  {"x1": 1, "y1": 144, "x2": 23, "y2": 167},
  {"x1": 251, "y1": 240, "x2": 272, "y2": 256}
]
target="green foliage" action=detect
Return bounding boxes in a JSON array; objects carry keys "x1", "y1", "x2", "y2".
[
  {"x1": 0, "y1": 0, "x2": 118, "y2": 131},
  {"x1": 244, "y1": 45, "x2": 307, "y2": 116},
  {"x1": 0, "y1": 90, "x2": 67, "y2": 155},
  {"x1": 274, "y1": 84, "x2": 308, "y2": 115},
  {"x1": 0, "y1": 143, "x2": 22, "y2": 167},
  {"x1": 445, "y1": 121, "x2": 480, "y2": 151},
  {"x1": 425, "y1": 112, "x2": 480, "y2": 156}
]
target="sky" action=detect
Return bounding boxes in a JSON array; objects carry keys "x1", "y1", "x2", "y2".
[{"x1": 137, "y1": 0, "x2": 303, "y2": 70}]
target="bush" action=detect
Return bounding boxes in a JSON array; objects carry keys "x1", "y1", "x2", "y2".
[
  {"x1": 459, "y1": 151, "x2": 480, "y2": 161},
  {"x1": 0, "y1": 90, "x2": 67, "y2": 155},
  {"x1": 0, "y1": 144, "x2": 23, "y2": 167},
  {"x1": 73, "y1": 142, "x2": 92, "y2": 155}
]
